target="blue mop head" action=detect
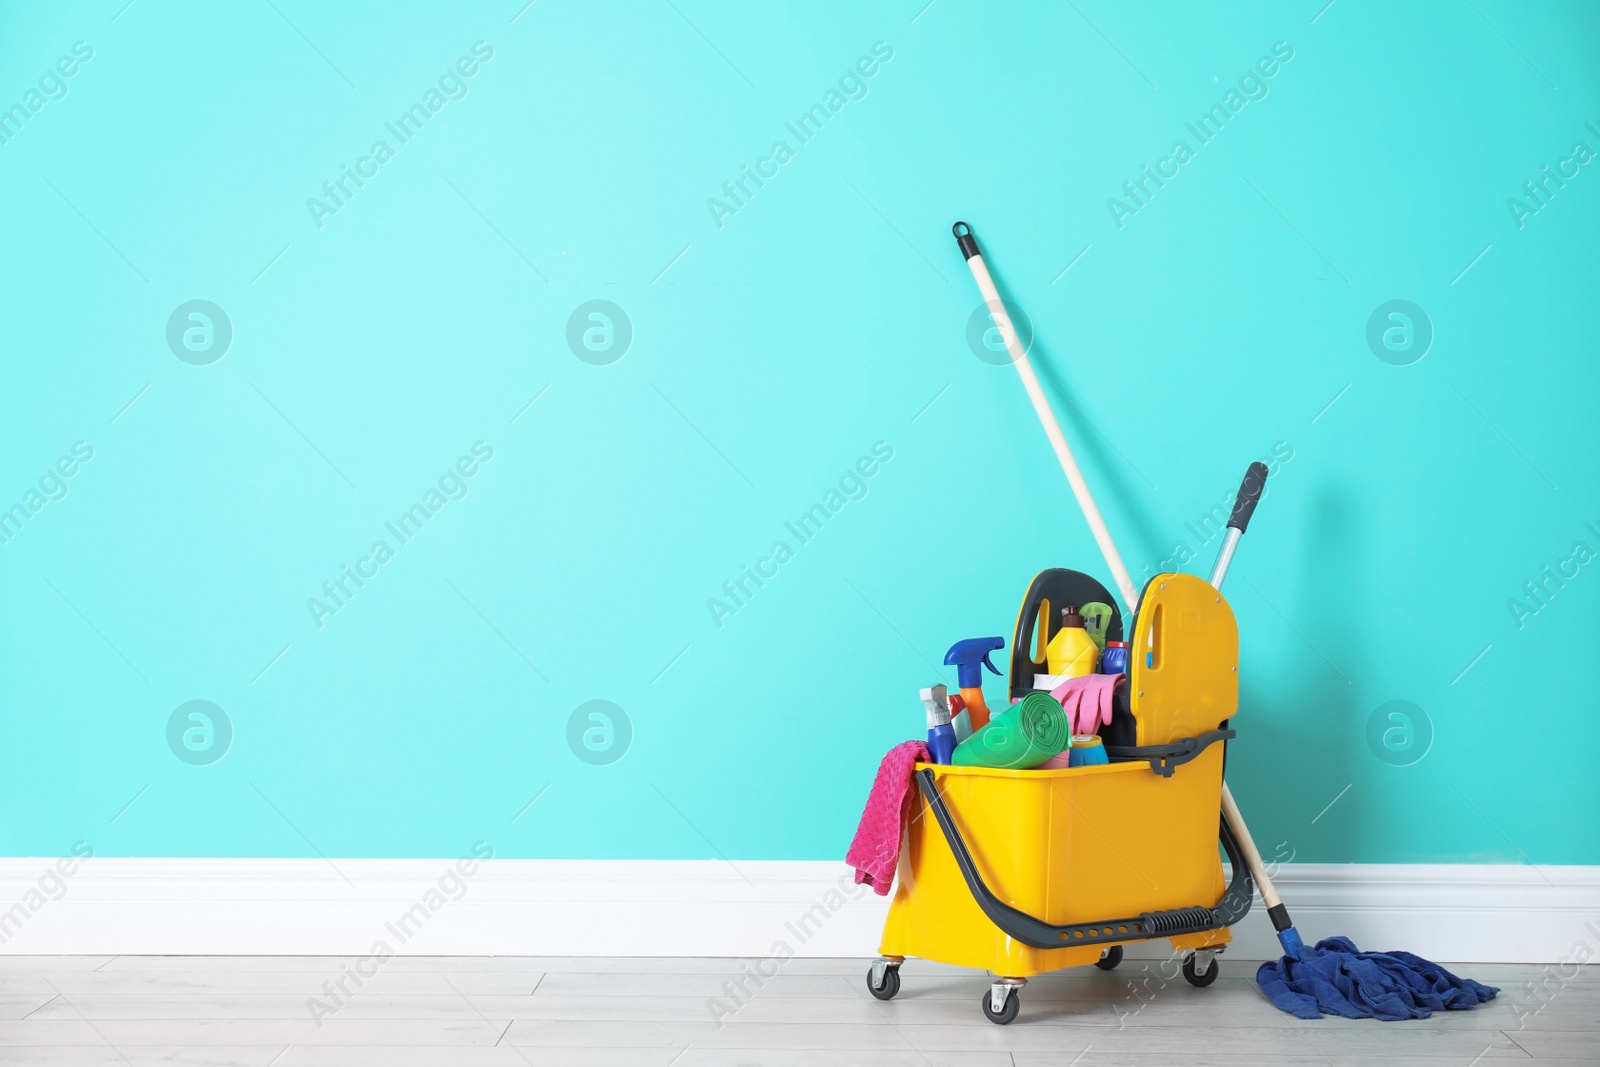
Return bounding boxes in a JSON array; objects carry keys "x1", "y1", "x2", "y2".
[{"x1": 1257, "y1": 936, "x2": 1500, "y2": 1021}]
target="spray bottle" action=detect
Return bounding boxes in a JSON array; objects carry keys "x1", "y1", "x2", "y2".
[
  {"x1": 920, "y1": 684, "x2": 957, "y2": 764},
  {"x1": 943, "y1": 637, "x2": 1005, "y2": 733}
]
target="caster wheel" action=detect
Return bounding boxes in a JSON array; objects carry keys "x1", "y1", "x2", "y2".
[
  {"x1": 1094, "y1": 945, "x2": 1123, "y2": 971},
  {"x1": 1182, "y1": 953, "x2": 1219, "y2": 987},
  {"x1": 981, "y1": 989, "x2": 1020, "y2": 1025},
  {"x1": 867, "y1": 964, "x2": 900, "y2": 1001}
]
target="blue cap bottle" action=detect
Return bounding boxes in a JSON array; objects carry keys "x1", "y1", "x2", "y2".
[{"x1": 920, "y1": 684, "x2": 957, "y2": 764}]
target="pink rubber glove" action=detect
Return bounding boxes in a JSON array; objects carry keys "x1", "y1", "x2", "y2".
[{"x1": 1049, "y1": 674, "x2": 1124, "y2": 736}]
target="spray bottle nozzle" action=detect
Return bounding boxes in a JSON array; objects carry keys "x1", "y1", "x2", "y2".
[{"x1": 944, "y1": 637, "x2": 1006, "y2": 689}]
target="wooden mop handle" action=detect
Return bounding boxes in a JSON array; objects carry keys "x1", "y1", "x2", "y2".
[
  {"x1": 953, "y1": 223, "x2": 1141, "y2": 612},
  {"x1": 1222, "y1": 782, "x2": 1282, "y2": 911}
]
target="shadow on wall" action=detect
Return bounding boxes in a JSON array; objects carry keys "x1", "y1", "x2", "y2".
[
  {"x1": 1239, "y1": 483, "x2": 1367, "y2": 864},
  {"x1": 1299, "y1": 484, "x2": 1371, "y2": 861}
]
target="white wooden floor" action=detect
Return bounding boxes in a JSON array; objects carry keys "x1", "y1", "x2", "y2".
[{"x1": 0, "y1": 955, "x2": 1592, "y2": 1065}]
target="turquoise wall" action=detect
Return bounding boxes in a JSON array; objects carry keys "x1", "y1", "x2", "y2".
[{"x1": 3, "y1": 1, "x2": 1596, "y2": 865}]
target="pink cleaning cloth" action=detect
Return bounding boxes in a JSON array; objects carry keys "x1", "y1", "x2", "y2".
[{"x1": 846, "y1": 740, "x2": 930, "y2": 896}]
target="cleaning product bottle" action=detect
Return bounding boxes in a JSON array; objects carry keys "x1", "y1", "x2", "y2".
[
  {"x1": 943, "y1": 637, "x2": 1005, "y2": 733},
  {"x1": 1100, "y1": 640, "x2": 1130, "y2": 675},
  {"x1": 1079, "y1": 602, "x2": 1115, "y2": 650},
  {"x1": 1045, "y1": 606, "x2": 1098, "y2": 678},
  {"x1": 921, "y1": 684, "x2": 956, "y2": 764},
  {"x1": 948, "y1": 693, "x2": 973, "y2": 742}
]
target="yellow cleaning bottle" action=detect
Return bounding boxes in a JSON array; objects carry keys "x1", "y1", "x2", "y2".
[{"x1": 1045, "y1": 605, "x2": 1099, "y2": 678}]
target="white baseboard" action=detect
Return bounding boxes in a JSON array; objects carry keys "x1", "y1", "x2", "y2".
[{"x1": 0, "y1": 858, "x2": 1595, "y2": 963}]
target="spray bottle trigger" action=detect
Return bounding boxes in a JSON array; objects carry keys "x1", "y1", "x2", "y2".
[{"x1": 944, "y1": 637, "x2": 1008, "y2": 690}]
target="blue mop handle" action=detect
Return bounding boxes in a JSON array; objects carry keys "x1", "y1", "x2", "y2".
[{"x1": 1221, "y1": 784, "x2": 1305, "y2": 959}]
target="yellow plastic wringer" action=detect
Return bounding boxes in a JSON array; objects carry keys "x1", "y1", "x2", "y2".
[{"x1": 868, "y1": 568, "x2": 1255, "y2": 1024}]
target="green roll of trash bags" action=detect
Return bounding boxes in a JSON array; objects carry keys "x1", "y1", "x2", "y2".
[{"x1": 952, "y1": 691, "x2": 1070, "y2": 769}]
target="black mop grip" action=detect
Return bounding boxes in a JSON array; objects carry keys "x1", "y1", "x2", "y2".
[
  {"x1": 1227, "y1": 462, "x2": 1269, "y2": 533},
  {"x1": 952, "y1": 221, "x2": 980, "y2": 260}
]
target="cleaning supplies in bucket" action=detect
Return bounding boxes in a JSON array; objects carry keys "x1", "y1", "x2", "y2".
[
  {"x1": 953, "y1": 691, "x2": 1069, "y2": 769},
  {"x1": 948, "y1": 693, "x2": 973, "y2": 742},
  {"x1": 1026, "y1": 674, "x2": 1124, "y2": 769},
  {"x1": 944, "y1": 637, "x2": 1005, "y2": 732},
  {"x1": 1051, "y1": 672, "x2": 1124, "y2": 737},
  {"x1": 1069, "y1": 734, "x2": 1107, "y2": 767},
  {"x1": 1045, "y1": 606, "x2": 1098, "y2": 678},
  {"x1": 1032, "y1": 733, "x2": 1108, "y2": 770},
  {"x1": 1079, "y1": 602, "x2": 1115, "y2": 649},
  {"x1": 921, "y1": 685, "x2": 957, "y2": 764}
]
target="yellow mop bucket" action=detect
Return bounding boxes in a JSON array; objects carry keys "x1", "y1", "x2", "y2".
[{"x1": 868, "y1": 573, "x2": 1254, "y2": 1021}]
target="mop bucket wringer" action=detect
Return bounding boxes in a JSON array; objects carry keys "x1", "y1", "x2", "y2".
[{"x1": 869, "y1": 571, "x2": 1254, "y2": 1023}]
